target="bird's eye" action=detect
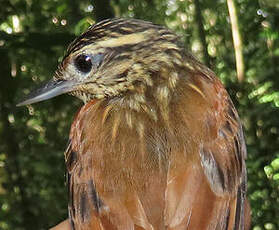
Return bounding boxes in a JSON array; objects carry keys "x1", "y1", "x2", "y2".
[{"x1": 74, "y1": 54, "x2": 92, "y2": 73}]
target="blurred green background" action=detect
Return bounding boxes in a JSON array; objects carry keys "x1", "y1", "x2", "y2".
[{"x1": 1, "y1": 0, "x2": 279, "y2": 229}]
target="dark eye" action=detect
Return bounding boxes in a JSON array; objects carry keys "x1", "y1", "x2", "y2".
[{"x1": 74, "y1": 54, "x2": 92, "y2": 73}]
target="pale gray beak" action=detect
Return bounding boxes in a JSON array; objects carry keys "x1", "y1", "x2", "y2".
[{"x1": 17, "y1": 79, "x2": 77, "y2": 106}]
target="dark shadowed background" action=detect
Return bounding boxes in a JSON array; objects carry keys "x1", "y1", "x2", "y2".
[{"x1": 1, "y1": 0, "x2": 279, "y2": 229}]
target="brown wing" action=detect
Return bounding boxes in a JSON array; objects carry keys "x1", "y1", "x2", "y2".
[
  {"x1": 164, "y1": 76, "x2": 250, "y2": 230},
  {"x1": 64, "y1": 102, "x2": 118, "y2": 230},
  {"x1": 65, "y1": 139, "x2": 118, "y2": 230},
  {"x1": 64, "y1": 101, "x2": 166, "y2": 230}
]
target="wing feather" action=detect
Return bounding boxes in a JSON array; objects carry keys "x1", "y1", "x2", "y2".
[{"x1": 165, "y1": 78, "x2": 249, "y2": 230}]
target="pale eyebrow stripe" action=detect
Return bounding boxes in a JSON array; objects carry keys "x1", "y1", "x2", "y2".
[
  {"x1": 97, "y1": 32, "x2": 150, "y2": 48},
  {"x1": 75, "y1": 31, "x2": 151, "y2": 54}
]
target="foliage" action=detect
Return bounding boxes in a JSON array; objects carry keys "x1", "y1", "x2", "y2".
[{"x1": 0, "y1": 0, "x2": 278, "y2": 229}]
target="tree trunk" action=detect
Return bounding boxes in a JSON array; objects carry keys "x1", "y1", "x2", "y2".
[
  {"x1": 227, "y1": 0, "x2": 245, "y2": 82},
  {"x1": 92, "y1": 0, "x2": 114, "y2": 22},
  {"x1": 193, "y1": 0, "x2": 211, "y2": 67}
]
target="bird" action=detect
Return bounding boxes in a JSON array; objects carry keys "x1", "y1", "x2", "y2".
[{"x1": 17, "y1": 18, "x2": 251, "y2": 230}]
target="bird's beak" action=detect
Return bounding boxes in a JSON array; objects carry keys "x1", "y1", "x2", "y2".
[{"x1": 17, "y1": 79, "x2": 77, "y2": 106}]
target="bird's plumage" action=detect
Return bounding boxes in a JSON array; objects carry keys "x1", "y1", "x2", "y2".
[{"x1": 18, "y1": 18, "x2": 250, "y2": 229}]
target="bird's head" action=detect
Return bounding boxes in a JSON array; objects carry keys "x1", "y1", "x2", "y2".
[{"x1": 17, "y1": 18, "x2": 185, "y2": 106}]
